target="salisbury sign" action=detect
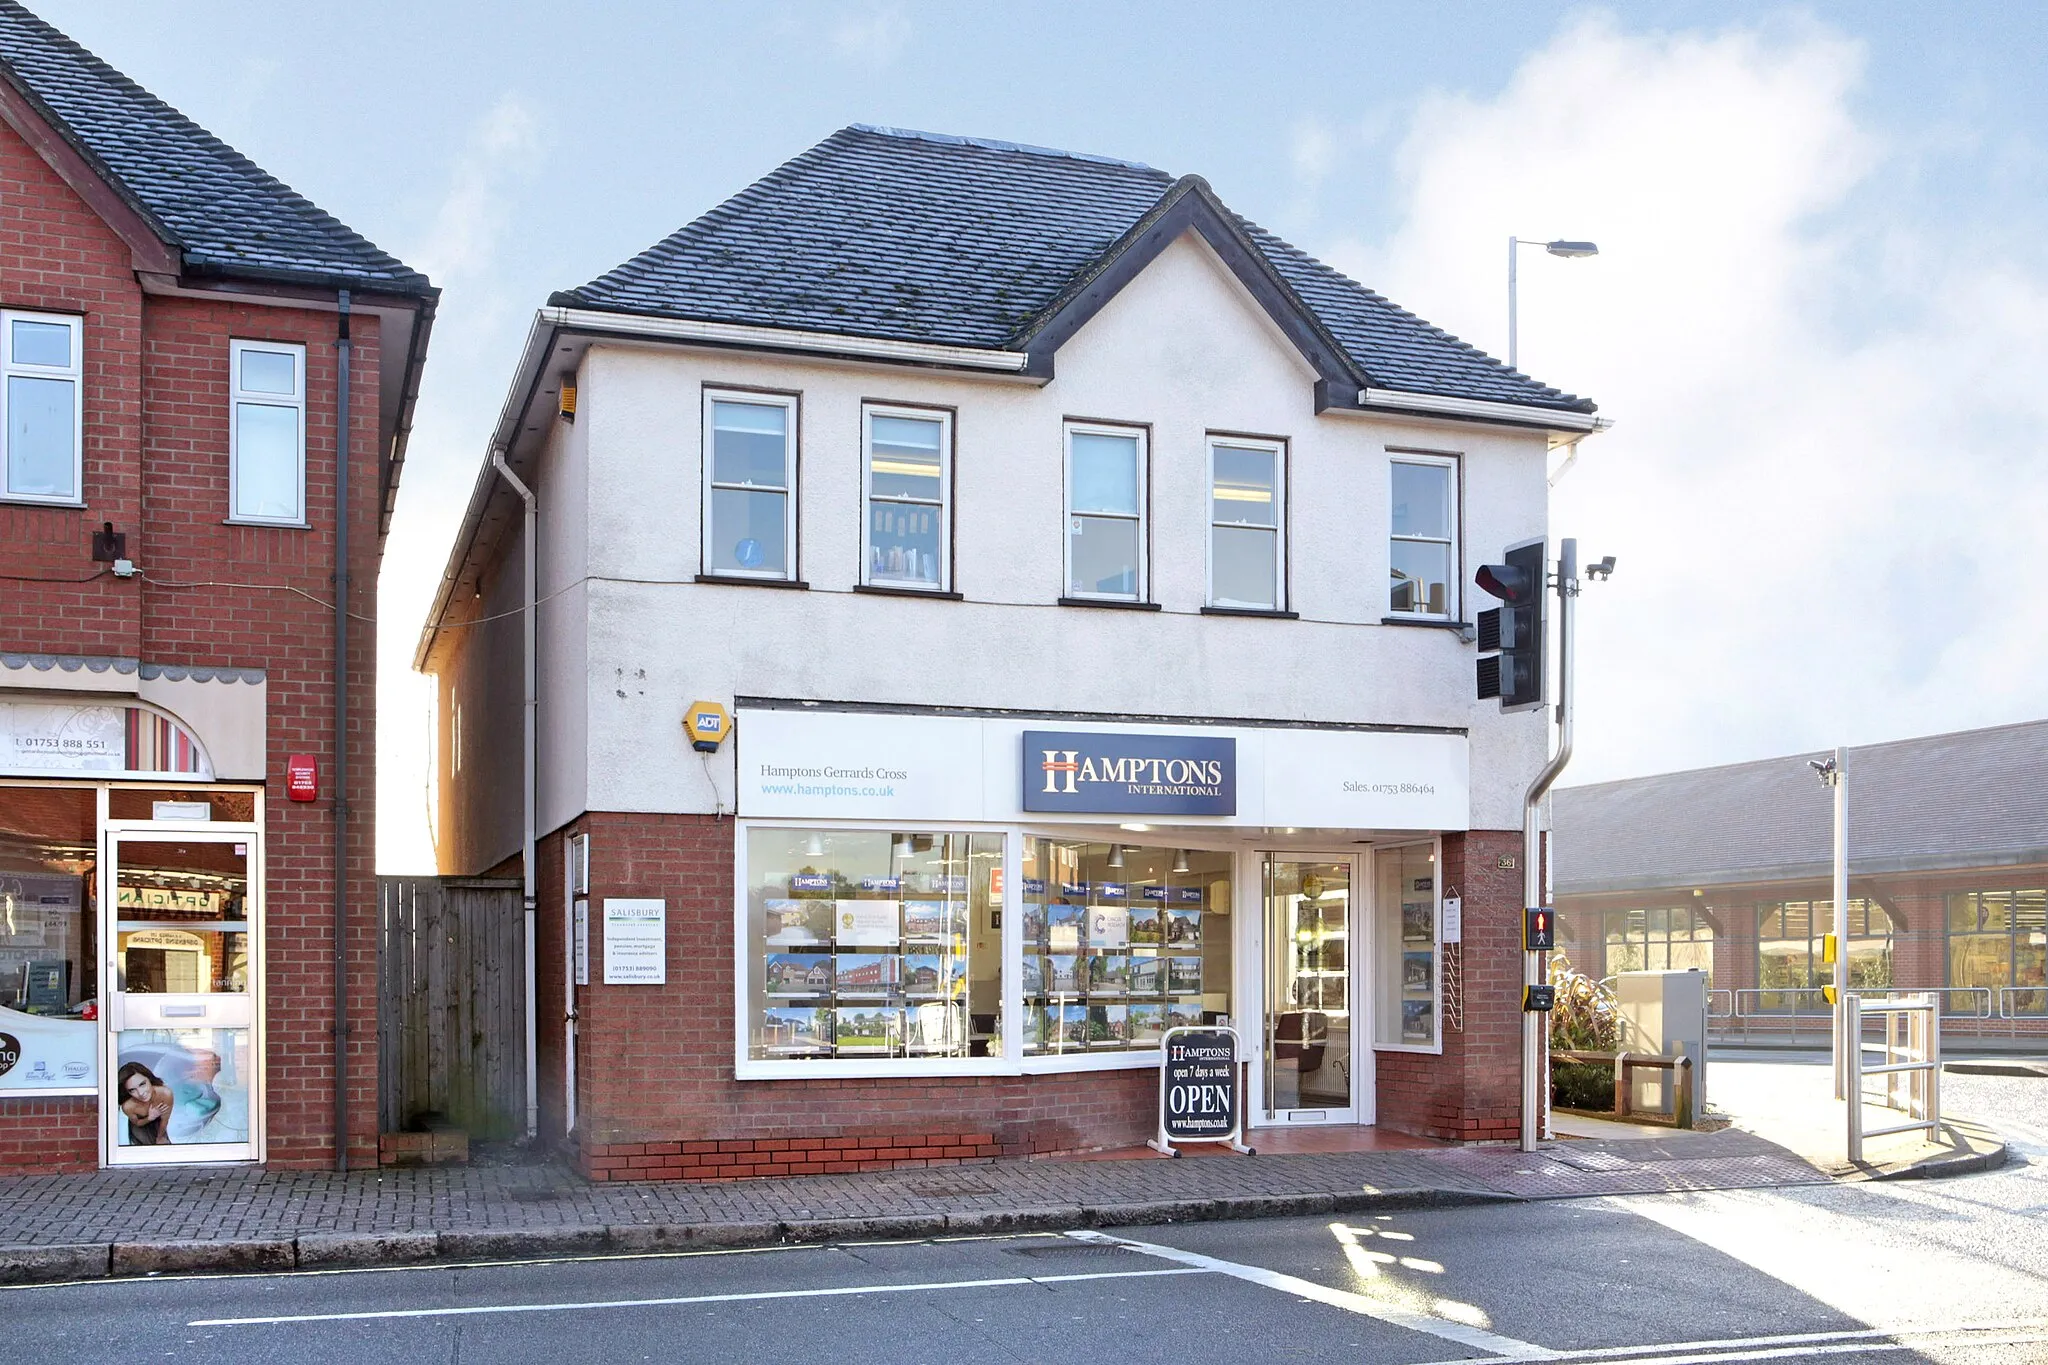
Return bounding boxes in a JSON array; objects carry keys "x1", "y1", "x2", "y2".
[{"x1": 1022, "y1": 730, "x2": 1235, "y2": 816}]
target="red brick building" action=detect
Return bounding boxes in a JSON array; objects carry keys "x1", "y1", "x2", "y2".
[
  {"x1": 419, "y1": 127, "x2": 1595, "y2": 1176},
  {"x1": 1551, "y1": 720, "x2": 2048, "y2": 1047},
  {"x1": 0, "y1": 4, "x2": 433, "y2": 1172}
]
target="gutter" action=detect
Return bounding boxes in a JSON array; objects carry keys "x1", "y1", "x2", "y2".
[{"x1": 1357, "y1": 385, "x2": 1604, "y2": 434}]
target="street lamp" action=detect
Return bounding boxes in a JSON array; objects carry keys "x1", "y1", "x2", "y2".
[{"x1": 1508, "y1": 237, "x2": 1599, "y2": 371}]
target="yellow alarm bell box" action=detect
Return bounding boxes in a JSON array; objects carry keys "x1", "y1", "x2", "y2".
[{"x1": 684, "y1": 700, "x2": 731, "y2": 752}]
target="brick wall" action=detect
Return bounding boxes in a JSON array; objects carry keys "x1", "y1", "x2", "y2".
[
  {"x1": 1373, "y1": 830, "x2": 1527, "y2": 1143},
  {"x1": 0, "y1": 1097, "x2": 96, "y2": 1174},
  {"x1": 0, "y1": 116, "x2": 385, "y2": 1172}
]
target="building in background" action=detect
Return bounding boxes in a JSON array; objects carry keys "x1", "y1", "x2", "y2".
[
  {"x1": 417, "y1": 125, "x2": 1598, "y2": 1173},
  {"x1": 1551, "y1": 719, "x2": 2048, "y2": 1045},
  {"x1": 0, "y1": 2, "x2": 434, "y2": 1172}
]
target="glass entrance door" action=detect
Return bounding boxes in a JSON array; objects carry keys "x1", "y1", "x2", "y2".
[
  {"x1": 103, "y1": 833, "x2": 259, "y2": 1163},
  {"x1": 1262, "y1": 858, "x2": 1356, "y2": 1121}
]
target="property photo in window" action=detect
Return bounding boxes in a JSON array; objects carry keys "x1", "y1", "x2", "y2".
[
  {"x1": 1064, "y1": 422, "x2": 1146, "y2": 601},
  {"x1": 862, "y1": 404, "x2": 950, "y2": 591},
  {"x1": 1389, "y1": 455, "x2": 1457, "y2": 617},
  {"x1": 1208, "y1": 436, "x2": 1284, "y2": 610},
  {"x1": 228, "y1": 340, "x2": 306, "y2": 524},
  {"x1": 703, "y1": 390, "x2": 797, "y2": 579},
  {"x1": 742, "y1": 828, "x2": 1000, "y2": 1064},
  {"x1": 1374, "y1": 842, "x2": 1440, "y2": 1050},
  {"x1": 1, "y1": 309, "x2": 83, "y2": 503}
]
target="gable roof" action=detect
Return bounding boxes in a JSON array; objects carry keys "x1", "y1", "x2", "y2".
[
  {"x1": 1551, "y1": 720, "x2": 2048, "y2": 897},
  {"x1": 553, "y1": 125, "x2": 1592, "y2": 415},
  {"x1": 0, "y1": 0, "x2": 429, "y2": 293}
]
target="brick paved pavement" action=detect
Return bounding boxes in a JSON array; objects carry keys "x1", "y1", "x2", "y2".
[{"x1": 0, "y1": 1128, "x2": 1827, "y2": 1254}]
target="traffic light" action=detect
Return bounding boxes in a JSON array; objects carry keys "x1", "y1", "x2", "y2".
[
  {"x1": 1524, "y1": 906, "x2": 1556, "y2": 952},
  {"x1": 1523, "y1": 984, "x2": 1556, "y2": 1012},
  {"x1": 1475, "y1": 539, "x2": 1545, "y2": 712}
]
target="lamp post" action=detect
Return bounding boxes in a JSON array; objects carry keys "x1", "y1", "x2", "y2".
[{"x1": 1508, "y1": 237, "x2": 1599, "y2": 371}]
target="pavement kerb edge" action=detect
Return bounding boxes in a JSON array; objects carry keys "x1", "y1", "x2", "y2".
[
  {"x1": 1864, "y1": 1137, "x2": 2012, "y2": 1181},
  {"x1": 0, "y1": 1242, "x2": 111, "y2": 1285}
]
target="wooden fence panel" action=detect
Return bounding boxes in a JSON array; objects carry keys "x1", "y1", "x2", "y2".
[{"x1": 378, "y1": 877, "x2": 526, "y2": 1140}]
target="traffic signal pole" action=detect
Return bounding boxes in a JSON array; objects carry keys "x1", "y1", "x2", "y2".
[
  {"x1": 1831, "y1": 746, "x2": 1849, "y2": 1100},
  {"x1": 1520, "y1": 538, "x2": 1578, "y2": 1152}
]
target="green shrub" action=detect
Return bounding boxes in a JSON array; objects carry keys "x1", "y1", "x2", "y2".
[
  {"x1": 1548, "y1": 952, "x2": 1620, "y2": 1052},
  {"x1": 1552, "y1": 1060, "x2": 1615, "y2": 1111}
]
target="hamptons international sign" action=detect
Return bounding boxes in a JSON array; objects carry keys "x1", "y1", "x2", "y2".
[{"x1": 1022, "y1": 730, "x2": 1235, "y2": 816}]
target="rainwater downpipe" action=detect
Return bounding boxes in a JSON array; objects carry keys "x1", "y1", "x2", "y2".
[
  {"x1": 332, "y1": 290, "x2": 351, "y2": 1171},
  {"x1": 1520, "y1": 537, "x2": 1576, "y2": 1153},
  {"x1": 491, "y1": 450, "x2": 540, "y2": 1140}
]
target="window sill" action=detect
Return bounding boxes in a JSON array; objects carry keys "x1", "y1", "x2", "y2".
[
  {"x1": 0, "y1": 495, "x2": 85, "y2": 509},
  {"x1": 695, "y1": 573, "x2": 809, "y2": 590},
  {"x1": 1201, "y1": 605, "x2": 1299, "y2": 620},
  {"x1": 1380, "y1": 615, "x2": 1471, "y2": 633},
  {"x1": 1373, "y1": 1041, "x2": 1446, "y2": 1057},
  {"x1": 1057, "y1": 596, "x2": 1161, "y2": 611},
  {"x1": 224, "y1": 518, "x2": 310, "y2": 530},
  {"x1": 854, "y1": 583, "x2": 963, "y2": 601}
]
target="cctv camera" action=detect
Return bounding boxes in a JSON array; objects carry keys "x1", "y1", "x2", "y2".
[{"x1": 1586, "y1": 555, "x2": 1617, "y2": 581}]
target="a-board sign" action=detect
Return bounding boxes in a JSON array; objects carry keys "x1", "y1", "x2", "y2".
[{"x1": 1157, "y1": 1026, "x2": 1245, "y2": 1147}]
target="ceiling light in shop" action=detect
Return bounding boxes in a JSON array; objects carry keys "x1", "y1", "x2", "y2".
[
  {"x1": 1106, "y1": 844, "x2": 1125, "y2": 869},
  {"x1": 1171, "y1": 849, "x2": 1190, "y2": 874},
  {"x1": 1119, "y1": 823, "x2": 1151, "y2": 833},
  {"x1": 804, "y1": 833, "x2": 826, "y2": 858}
]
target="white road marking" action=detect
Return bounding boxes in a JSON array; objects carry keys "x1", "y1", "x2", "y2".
[
  {"x1": 188, "y1": 1264, "x2": 1207, "y2": 1327},
  {"x1": 1401, "y1": 1319, "x2": 2048, "y2": 1365},
  {"x1": 1063, "y1": 1230, "x2": 1556, "y2": 1359}
]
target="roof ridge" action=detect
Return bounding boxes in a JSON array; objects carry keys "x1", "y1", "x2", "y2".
[{"x1": 849, "y1": 123, "x2": 1162, "y2": 173}]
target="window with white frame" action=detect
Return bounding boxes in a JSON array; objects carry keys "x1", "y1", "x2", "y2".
[
  {"x1": 1388, "y1": 455, "x2": 1457, "y2": 617},
  {"x1": 863, "y1": 404, "x2": 950, "y2": 591},
  {"x1": 703, "y1": 390, "x2": 797, "y2": 579},
  {"x1": 1208, "y1": 437, "x2": 1284, "y2": 610},
  {"x1": 229, "y1": 340, "x2": 306, "y2": 524},
  {"x1": 1, "y1": 310, "x2": 83, "y2": 503},
  {"x1": 1065, "y1": 422, "x2": 1146, "y2": 601}
]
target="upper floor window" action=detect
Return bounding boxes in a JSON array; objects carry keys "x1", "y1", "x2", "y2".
[
  {"x1": 1065, "y1": 422, "x2": 1146, "y2": 601},
  {"x1": 1, "y1": 310, "x2": 82, "y2": 504},
  {"x1": 1208, "y1": 437, "x2": 1284, "y2": 610},
  {"x1": 703, "y1": 390, "x2": 797, "y2": 580},
  {"x1": 1389, "y1": 455, "x2": 1457, "y2": 618},
  {"x1": 863, "y1": 404, "x2": 950, "y2": 591},
  {"x1": 229, "y1": 340, "x2": 306, "y2": 525}
]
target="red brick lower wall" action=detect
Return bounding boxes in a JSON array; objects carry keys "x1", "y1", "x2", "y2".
[
  {"x1": 586, "y1": 1131, "x2": 1008, "y2": 1182},
  {"x1": 1373, "y1": 830, "x2": 1528, "y2": 1143},
  {"x1": 0, "y1": 1096, "x2": 97, "y2": 1174}
]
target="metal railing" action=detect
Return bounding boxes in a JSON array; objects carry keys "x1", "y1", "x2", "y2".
[
  {"x1": 1728, "y1": 985, "x2": 1993, "y2": 1021},
  {"x1": 1845, "y1": 993, "x2": 1940, "y2": 1163},
  {"x1": 1997, "y1": 985, "x2": 2048, "y2": 1019},
  {"x1": 1707, "y1": 988, "x2": 1734, "y2": 1020}
]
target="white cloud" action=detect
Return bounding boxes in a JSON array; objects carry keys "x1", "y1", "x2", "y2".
[
  {"x1": 410, "y1": 93, "x2": 544, "y2": 285},
  {"x1": 1324, "y1": 14, "x2": 2048, "y2": 782},
  {"x1": 830, "y1": 4, "x2": 911, "y2": 66}
]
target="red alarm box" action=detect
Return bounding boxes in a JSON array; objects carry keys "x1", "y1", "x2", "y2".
[{"x1": 286, "y1": 753, "x2": 319, "y2": 802}]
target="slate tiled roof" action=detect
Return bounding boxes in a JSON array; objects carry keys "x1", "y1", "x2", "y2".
[
  {"x1": 1552, "y1": 721, "x2": 2048, "y2": 896},
  {"x1": 556, "y1": 125, "x2": 1590, "y2": 414},
  {"x1": 0, "y1": 1, "x2": 428, "y2": 292}
]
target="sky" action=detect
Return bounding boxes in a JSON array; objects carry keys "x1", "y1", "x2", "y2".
[{"x1": 31, "y1": 2, "x2": 2048, "y2": 871}]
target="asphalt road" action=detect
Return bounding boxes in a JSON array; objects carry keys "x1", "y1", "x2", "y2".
[{"x1": 5, "y1": 1070, "x2": 2042, "y2": 1365}]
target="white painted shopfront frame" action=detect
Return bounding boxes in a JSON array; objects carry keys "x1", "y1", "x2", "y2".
[
  {"x1": 1370, "y1": 837, "x2": 1446, "y2": 1057},
  {"x1": 100, "y1": 815, "x2": 266, "y2": 1166},
  {"x1": 1248, "y1": 850, "x2": 1373, "y2": 1128}
]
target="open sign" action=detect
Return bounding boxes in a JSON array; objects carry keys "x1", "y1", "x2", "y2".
[{"x1": 1149, "y1": 1025, "x2": 1254, "y2": 1156}]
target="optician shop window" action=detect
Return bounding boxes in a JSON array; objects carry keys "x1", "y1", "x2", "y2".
[
  {"x1": 1020, "y1": 839, "x2": 1232, "y2": 1056},
  {"x1": 862, "y1": 404, "x2": 951, "y2": 592},
  {"x1": 743, "y1": 828, "x2": 999, "y2": 1062},
  {"x1": 0, "y1": 787, "x2": 97, "y2": 1093}
]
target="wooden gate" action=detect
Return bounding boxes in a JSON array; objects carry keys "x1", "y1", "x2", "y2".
[{"x1": 377, "y1": 877, "x2": 526, "y2": 1140}]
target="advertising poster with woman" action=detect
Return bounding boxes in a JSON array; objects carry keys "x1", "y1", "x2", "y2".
[{"x1": 115, "y1": 1029, "x2": 250, "y2": 1146}]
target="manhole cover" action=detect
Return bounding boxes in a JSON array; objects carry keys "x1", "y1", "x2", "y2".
[
  {"x1": 1005, "y1": 1244, "x2": 1133, "y2": 1259},
  {"x1": 1550, "y1": 1150, "x2": 1635, "y2": 1172}
]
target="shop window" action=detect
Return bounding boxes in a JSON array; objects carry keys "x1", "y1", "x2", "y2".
[
  {"x1": 1947, "y1": 889, "x2": 2047, "y2": 1015},
  {"x1": 862, "y1": 404, "x2": 950, "y2": 591},
  {"x1": 1373, "y1": 843, "x2": 1439, "y2": 1050},
  {"x1": 1601, "y1": 906, "x2": 1714, "y2": 981},
  {"x1": 228, "y1": 339, "x2": 306, "y2": 525},
  {"x1": 703, "y1": 390, "x2": 798, "y2": 580},
  {"x1": 1208, "y1": 437, "x2": 1284, "y2": 611},
  {"x1": 1020, "y1": 839, "x2": 1232, "y2": 1055},
  {"x1": 1756, "y1": 899, "x2": 1893, "y2": 1012},
  {"x1": 0, "y1": 785, "x2": 98, "y2": 1092},
  {"x1": 1064, "y1": 422, "x2": 1146, "y2": 601},
  {"x1": 0, "y1": 309, "x2": 82, "y2": 504},
  {"x1": 743, "y1": 828, "x2": 998, "y2": 1062},
  {"x1": 1388, "y1": 456, "x2": 1457, "y2": 618}
]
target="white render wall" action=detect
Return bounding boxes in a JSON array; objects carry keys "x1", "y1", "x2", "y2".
[
  {"x1": 561, "y1": 231, "x2": 1551, "y2": 834},
  {"x1": 421, "y1": 227, "x2": 1555, "y2": 866}
]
